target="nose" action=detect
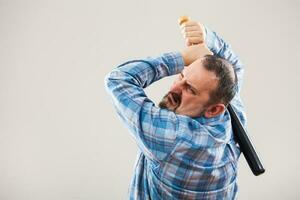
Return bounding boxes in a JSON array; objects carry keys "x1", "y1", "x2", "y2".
[{"x1": 170, "y1": 79, "x2": 185, "y2": 94}]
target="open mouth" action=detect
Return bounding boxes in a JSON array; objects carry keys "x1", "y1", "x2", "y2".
[{"x1": 168, "y1": 92, "x2": 181, "y2": 106}]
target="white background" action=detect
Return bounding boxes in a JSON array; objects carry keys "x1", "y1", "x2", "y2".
[{"x1": 1, "y1": 0, "x2": 299, "y2": 199}]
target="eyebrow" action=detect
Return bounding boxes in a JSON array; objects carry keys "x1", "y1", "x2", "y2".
[{"x1": 180, "y1": 72, "x2": 199, "y2": 94}]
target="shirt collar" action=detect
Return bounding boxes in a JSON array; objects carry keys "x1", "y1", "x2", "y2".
[{"x1": 193, "y1": 111, "x2": 226, "y2": 124}]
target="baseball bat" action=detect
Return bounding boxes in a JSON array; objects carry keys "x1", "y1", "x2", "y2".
[{"x1": 227, "y1": 104, "x2": 265, "y2": 176}]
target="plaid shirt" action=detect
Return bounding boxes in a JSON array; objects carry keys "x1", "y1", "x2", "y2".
[{"x1": 104, "y1": 27, "x2": 246, "y2": 200}]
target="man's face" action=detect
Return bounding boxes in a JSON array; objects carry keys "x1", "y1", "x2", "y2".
[{"x1": 159, "y1": 59, "x2": 218, "y2": 118}]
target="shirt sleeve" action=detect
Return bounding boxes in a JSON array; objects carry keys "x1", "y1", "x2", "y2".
[
  {"x1": 104, "y1": 52, "x2": 184, "y2": 162},
  {"x1": 205, "y1": 27, "x2": 247, "y2": 126},
  {"x1": 205, "y1": 26, "x2": 244, "y2": 95}
]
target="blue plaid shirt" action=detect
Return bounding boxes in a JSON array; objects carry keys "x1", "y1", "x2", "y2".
[{"x1": 104, "y1": 27, "x2": 246, "y2": 200}]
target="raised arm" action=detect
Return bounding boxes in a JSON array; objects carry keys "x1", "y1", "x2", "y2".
[
  {"x1": 181, "y1": 20, "x2": 247, "y2": 124},
  {"x1": 205, "y1": 26, "x2": 244, "y2": 94},
  {"x1": 181, "y1": 21, "x2": 244, "y2": 95},
  {"x1": 104, "y1": 52, "x2": 184, "y2": 162}
]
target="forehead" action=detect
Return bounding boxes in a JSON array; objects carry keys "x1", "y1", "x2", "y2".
[{"x1": 183, "y1": 59, "x2": 218, "y2": 92}]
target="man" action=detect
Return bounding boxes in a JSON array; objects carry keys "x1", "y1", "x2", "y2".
[{"x1": 104, "y1": 20, "x2": 246, "y2": 199}]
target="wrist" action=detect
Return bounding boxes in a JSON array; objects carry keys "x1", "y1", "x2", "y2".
[
  {"x1": 162, "y1": 52, "x2": 185, "y2": 74},
  {"x1": 180, "y1": 50, "x2": 188, "y2": 66},
  {"x1": 204, "y1": 26, "x2": 216, "y2": 52}
]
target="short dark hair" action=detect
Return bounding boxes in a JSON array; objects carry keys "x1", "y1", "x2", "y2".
[{"x1": 201, "y1": 55, "x2": 238, "y2": 106}]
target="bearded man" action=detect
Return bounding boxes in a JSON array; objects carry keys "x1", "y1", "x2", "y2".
[{"x1": 104, "y1": 20, "x2": 246, "y2": 200}]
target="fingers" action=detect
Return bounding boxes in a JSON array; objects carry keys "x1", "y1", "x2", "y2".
[
  {"x1": 185, "y1": 40, "x2": 192, "y2": 47},
  {"x1": 183, "y1": 31, "x2": 203, "y2": 38},
  {"x1": 180, "y1": 20, "x2": 205, "y2": 45},
  {"x1": 181, "y1": 26, "x2": 199, "y2": 32},
  {"x1": 180, "y1": 24, "x2": 201, "y2": 34},
  {"x1": 185, "y1": 37, "x2": 204, "y2": 45},
  {"x1": 180, "y1": 21, "x2": 199, "y2": 29}
]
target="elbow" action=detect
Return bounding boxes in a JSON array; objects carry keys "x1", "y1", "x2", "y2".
[
  {"x1": 104, "y1": 71, "x2": 115, "y2": 92},
  {"x1": 104, "y1": 72, "x2": 111, "y2": 84},
  {"x1": 104, "y1": 69, "x2": 124, "y2": 92}
]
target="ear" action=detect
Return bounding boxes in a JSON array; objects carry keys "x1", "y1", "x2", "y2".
[{"x1": 204, "y1": 103, "x2": 225, "y2": 118}]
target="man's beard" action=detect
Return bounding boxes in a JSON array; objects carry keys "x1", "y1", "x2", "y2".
[
  {"x1": 158, "y1": 92, "x2": 207, "y2": 117},
  {"x1": 158, "y1": 92, "x2": 181, "y2": 112}
]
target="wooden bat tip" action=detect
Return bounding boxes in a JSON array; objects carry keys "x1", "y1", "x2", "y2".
[{"x1": 178, "y1": 15, "x2": 190, "y2": 25}]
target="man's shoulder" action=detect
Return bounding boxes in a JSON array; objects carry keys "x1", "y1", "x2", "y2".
[{"x1": 171, "y1": 112, "x2": 232, "y2": 148}]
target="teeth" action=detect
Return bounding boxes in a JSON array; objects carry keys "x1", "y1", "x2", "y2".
[
  {"x1": 168, "y1": 94, "x2": 175, "y2": 105},
  {"x1": 169, "y1": 93, "x2": 180, "y2": 105}
]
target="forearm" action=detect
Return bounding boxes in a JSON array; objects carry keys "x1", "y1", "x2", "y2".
[
  {"x1": 205, "y1": 27, "x2": 244, "y2": 93},
  {"x1": 104, "y1": 52, "x2": 184, "y2": 161},
  {"x1": 105, "y1": 52, "x2": 184, "y2": 90}
]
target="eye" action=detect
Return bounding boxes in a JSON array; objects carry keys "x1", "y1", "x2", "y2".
[{"x1": 187, "y1": 85, "x2": 196, "y2": 95}]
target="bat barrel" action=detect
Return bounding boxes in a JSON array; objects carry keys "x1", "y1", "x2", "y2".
[{"x1": 227, "y1": 104, "x2": 265, "y2": 176}]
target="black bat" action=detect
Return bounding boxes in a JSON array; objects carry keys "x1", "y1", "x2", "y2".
[{"x1": 227, "y1": 104, "x2": 265, "y2": 176}]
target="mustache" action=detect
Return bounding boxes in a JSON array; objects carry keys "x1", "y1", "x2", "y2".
[{"x1": 158, "y1": 92, "x2": 181, "y2": 111}]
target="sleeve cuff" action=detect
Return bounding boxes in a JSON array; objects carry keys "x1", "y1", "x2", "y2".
[
  {"x1": 205, "y1": 26, "x2": 219, "y2": 54},
  {"x1": 162, "y1": 52, "x2": 185, "y2": 76}
]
